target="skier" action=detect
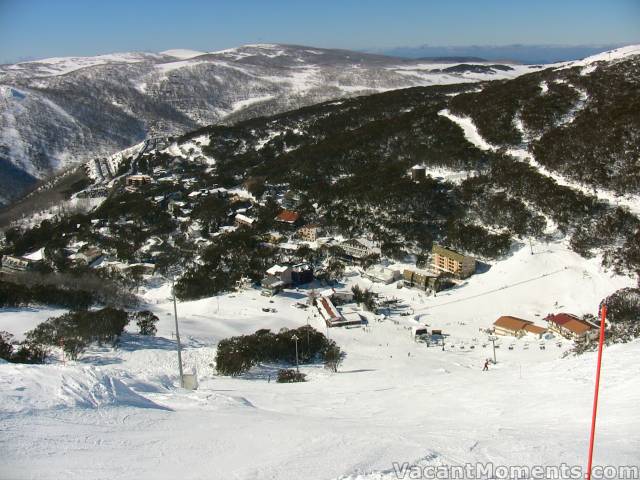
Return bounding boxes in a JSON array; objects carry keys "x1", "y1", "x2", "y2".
[{"x1": 482, "y1": 359, "x2": 489, "y2": 371}]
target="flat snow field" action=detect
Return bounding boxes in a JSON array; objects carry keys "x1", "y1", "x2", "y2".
[{"x1": 1, "y1": 240, "x2": 639, "y2": 480}]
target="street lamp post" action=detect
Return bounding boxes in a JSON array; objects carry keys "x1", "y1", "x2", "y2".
[{"x1": 292, "y1": 334, "x2": 299, "y2": 373}]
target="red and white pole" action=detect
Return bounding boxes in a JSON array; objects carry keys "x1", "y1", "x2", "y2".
[{"x1": 586, "y1": 304, "x2": 607, "y2": 480}]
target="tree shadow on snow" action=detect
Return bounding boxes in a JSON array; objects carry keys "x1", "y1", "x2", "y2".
[{"x1": 116, "y1": 333, "x2": 182, "y2": 352}]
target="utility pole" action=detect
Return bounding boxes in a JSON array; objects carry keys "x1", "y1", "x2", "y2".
[
  {"x1": 292, "y1": 334, "x2": 300, "y2": 372},
  {"x1": 172, "y1": 278, "x2": 184, "y2": 387}
]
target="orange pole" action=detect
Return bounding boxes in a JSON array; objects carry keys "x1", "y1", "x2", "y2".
[{"x1": 586, "y1": 304, "x2": 607, "y2": 480}]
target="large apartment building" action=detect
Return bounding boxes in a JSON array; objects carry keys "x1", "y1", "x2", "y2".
[{"x1": 431, "y1": 244, "x2": 476, "y2": 279}]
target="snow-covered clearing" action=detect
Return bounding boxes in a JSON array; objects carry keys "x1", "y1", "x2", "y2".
[
  {"x1": 439, "y1": 109, "x2": 496, "y2": 151},
  {"x1": 1, "y1": 239, "x2": 638, "y2": 479},
  {"x1": 230, "y1": 94, "x2": 276, "y2": 113},
  {"x1": 160, "y1": 49, "x2": 207, "y2": 60},
  {"x1": 0, "y1": 306, "x2": 67, "y2": 341}
]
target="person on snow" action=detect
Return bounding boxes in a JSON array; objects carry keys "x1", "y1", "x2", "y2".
[{"x1": 482, "y1": 359, "x2": 489, "y2": 371}]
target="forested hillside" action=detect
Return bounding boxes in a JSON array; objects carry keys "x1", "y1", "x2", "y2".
[
  {"x1": 2, "y1": 49, "x2": 638, "y2": 302},
  {"x1": 450, "y1": 52, "x2": 640, "y2": 195}
]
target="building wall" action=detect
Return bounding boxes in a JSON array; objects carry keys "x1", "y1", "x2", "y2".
[
  {"x1": 432, "y1": 252, "x2": 475, "y2": 278},
  {"x1": 494, "y1": 326, "x2": 522, "y2": 337}
]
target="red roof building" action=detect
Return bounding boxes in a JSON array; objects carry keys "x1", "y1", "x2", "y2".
[
  {"x1": 545, "y1": 313, "x2": 580, "y2": 326},
  {"x1": 546, "y1": 313, "x2": 596, "y2": 340},
  {"x1": 275, "y1": 210, "x2": 300, "y2": 224}
]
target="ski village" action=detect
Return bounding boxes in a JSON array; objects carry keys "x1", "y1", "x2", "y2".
[{"x1": 1, "y1": 43, "x2": 639, "y2": 479}]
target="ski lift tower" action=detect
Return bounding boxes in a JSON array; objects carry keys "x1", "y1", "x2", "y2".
[{"x1": 488, "y1": 335, "x2": 498, "y2": 363}]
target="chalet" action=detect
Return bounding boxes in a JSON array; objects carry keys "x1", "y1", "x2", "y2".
[
  {"x1": 261, "y1": 276, "x2": 285, "y2": 296},
  {"x1": 75, "y1": 247, "x2": 104, "y2": 266},
  {"x1": 402, "y1": 268, "x2": 451, "y2": 292},
  {"x1": 339, "y1": 238, "x2": 380, "y2": 261},
  {"x1": 316, "y1": 296, "x2": 363, "y2": 327},
  {"x1": 493, "y1": 316, "x2": 547, "y2": 338},
  {"x1": 282, "y1": 191, "x2": 302, "y2": 210},
  {"x1": 320, "y1": 288, "x2": 354, "y2": 304},
  {"x1": 298, "y1": 224, "x2": 322, "y2": 242},
  {"x1": 125, "y1": 174, "x2": 152, "y2": 188},
  {"x1": 545, "y1": 313, "x2": 597, "y2": 341},
  {"x1": 1, "y1": 255, "x2": 35, "y2": 274},
  {"x1": 275, "y1": 210, "x2": 301, "y2": 226},
  {"x1": 266, "y1": 264, "x2": 293, "y2": 284},
  {"x1": 291, "y1": 263, "x2": 314, "y2": 285},
  {"x1": 364, "y1": 265, "x2": 401, "y2": 284},
  {"x1": 410, "y1": 164, "x2": 426, "y2": 181},
  {"x1": 431, "y1": 244, "x2": 476, "y2": 279},
  {"x1": 235, "y1": 213, "x2": 256, "y2": 228},
  {"x1": 261, "y1": 264, "x2": 293, "y2": 296},
  {"x1": 317, "y1": 295, "x2": 342, "y2": 325}
]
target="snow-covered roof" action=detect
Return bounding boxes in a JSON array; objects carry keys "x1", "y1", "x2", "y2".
[
  {"x1": 267, "y1": 265, "x2": 290, "y2": 275},
  {"x1": 23, "y1": 248, "x2": 44, "y2": 261},
  {"x1": 235, "y1": 213, "x2": 255, "y2": 224}
]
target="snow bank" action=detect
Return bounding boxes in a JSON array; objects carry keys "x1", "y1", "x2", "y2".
[{"x1": 0, "y1": 364, "x2": 165, "y2": 413}]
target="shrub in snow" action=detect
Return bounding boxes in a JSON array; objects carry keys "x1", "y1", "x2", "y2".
[
  {"x1": 0, "y1": 331, "x2": 14, "y2": 361},
  {"x1": 60, "y1": 338, "x2": 87, "y2": 361},
  {"x1": 0, "y1": 279, "x2": 92, "y2": 309},
  {"x1": 133, "y1": 310, "x2": 159, "y2": 336},
  {"x1": 25, "y1": 307, "x2": 129, "y2": 359},
  {"x1": 604, "y1": 288, "x2": 640, "y2": 324},
  {"x1": 323, "y1": 343, "x2": 344, "y2": 373},
  {"x1": 10, "y1": 342, "x2": 48, "y2": 364},
  {"x1": 215, "y1": 326, "x2": 341, "y2": 377},
  {"x1": 0, "y1": 330, "x2": 49, "y2": 364},
  {"x1": 277, "y1": 369, "x2": 306, "y2": 383}
]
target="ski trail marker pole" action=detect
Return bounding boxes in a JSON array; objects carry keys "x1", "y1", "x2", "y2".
[{"x1": 586, "y1": 303, "x2": 607, "y2": 480}]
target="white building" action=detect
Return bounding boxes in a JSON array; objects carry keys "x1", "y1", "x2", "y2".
[{"x1": 364, "y1": 265, "x2": 401, "y2": 284}]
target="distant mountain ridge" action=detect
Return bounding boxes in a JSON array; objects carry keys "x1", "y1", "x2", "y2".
[
  {"x1": 0, "y1": 43, "x2": 533, "y2": 205},
  {"x1": 371, "y1": 43, "x2": 632, "y2": 64}
]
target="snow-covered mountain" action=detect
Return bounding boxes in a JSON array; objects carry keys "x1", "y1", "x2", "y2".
[{"x1": 0, "y1": 44, "x2": 532, "y2": 204}]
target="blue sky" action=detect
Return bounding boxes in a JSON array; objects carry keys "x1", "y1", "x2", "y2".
[{"x1": 1, "y1": 0, "x2": 638, "y2": 63}]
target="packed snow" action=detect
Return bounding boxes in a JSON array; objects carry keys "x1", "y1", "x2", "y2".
[{"x1": 1, "y1": 238, "x2": 638, "y2": 479}]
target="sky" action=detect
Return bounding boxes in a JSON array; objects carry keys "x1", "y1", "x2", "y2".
[{"x1": 0, "y1": 0, "x2": 639, "y2": 63}]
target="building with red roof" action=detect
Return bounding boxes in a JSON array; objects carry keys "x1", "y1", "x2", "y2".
[
  {"x1": 545, "y1": 313, "x2": 597, "y2": 341},
  {"x1": 275, "y1": 210, "x2": 301, "y2": 225}
]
